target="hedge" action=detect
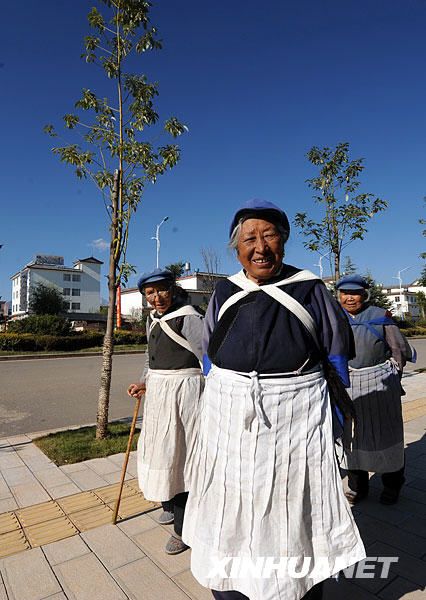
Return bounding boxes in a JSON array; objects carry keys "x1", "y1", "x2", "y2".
[{"x1": 0, "y1": 330, "x2": 146, "y2": 352}]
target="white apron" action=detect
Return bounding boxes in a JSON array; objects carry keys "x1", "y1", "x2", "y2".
[
  {"x1": 137, "y1": 305, "x2": 204, "y2": 501},
  {"x1": 183, "y1": 270, "x2": 365, "y2": 599}
]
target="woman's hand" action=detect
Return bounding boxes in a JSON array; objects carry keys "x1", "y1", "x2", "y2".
[{"x1": 127, "y1": 382, "x2": 146, "y2": 399}]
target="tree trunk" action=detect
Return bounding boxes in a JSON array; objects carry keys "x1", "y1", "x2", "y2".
[
  {"x1": 96, "y1": 170, "x2": 120, "y2": 440},
  {"x1": 334, "y1": 252, "x2": 340, "y2": 282}
]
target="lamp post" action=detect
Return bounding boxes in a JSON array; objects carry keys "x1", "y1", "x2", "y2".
[
  {"x1": 393, "y1": 266, "x2": 411, "y2": 320},
  {"x1": 314, "y1": 251, "x2": 331, "y2": 280},
  {"x1": 151, "y1": 216, "x2": 169, "y2": 269}
]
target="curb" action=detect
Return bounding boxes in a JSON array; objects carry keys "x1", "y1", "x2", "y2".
[{"x1": 0, "y1": 349, "x2": 146, "y2": 361}]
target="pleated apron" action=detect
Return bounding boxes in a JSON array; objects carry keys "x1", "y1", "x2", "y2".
[
  {"x1": 183, "y1": 365, "x2": 365, "y2": 600},
  {"x1": 344, "y1": 360, "x2": 404, "y2": 473},
  {"x1": 137, "y1": 367, "x2": 204, "y2": 502}
]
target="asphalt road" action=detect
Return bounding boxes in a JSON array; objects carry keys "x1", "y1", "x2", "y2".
[
  {"x1": 0, "y1": 354, "x2": 145, "y2": 437},
  {"x1": 1, "y1": 338, "x2": 425, "y2": 437}
]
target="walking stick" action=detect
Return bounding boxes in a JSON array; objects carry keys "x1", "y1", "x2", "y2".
[{"x1": 112, "y1": 394, "x2": 142, "y2": 524}]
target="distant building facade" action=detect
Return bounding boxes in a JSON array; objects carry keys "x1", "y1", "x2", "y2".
[
  {"x1": 381, "y1": 282, "x2": 426, "y2": 320},
  {"x1": 120, "y1": 271, "x2": 229, "y2": 317},
  {"x1": 10, "y1": 255, "x2": 103, "y2": 317}
]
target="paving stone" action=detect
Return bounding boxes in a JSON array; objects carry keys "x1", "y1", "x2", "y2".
[
  {"x1": 25, "y1": 516, "x2": 78, "y2": 547},
  {"x1": 43, "y1": 594, "x2": 67, "y2": 599},
  {"x1": 323, "y1": 577, "x2": 379, "y2": 599},
  {"x1": 0, "y1": 512, "x2": 20, "y2": 534},
  {"x1": 366, "y1": 541, "x2": 426, "y2": 587},
  {"x1": 0, "y1": 530, "x2": 30, "y2": 558},
  {"x1": 57, "y1": 491, "x2": 103, "y2": 514},
  {"x1": 378, "y1": 575, "x2": 426, "y2": 599},
  {"x1": 0, "y1": 578, "x2": 7, "y2": 600},
  {"x1": 117, "y1": 513, "x2": 158, "y2": 537},
  {"x1": 112, "y1": 556, "x2": 190, "y2": 600},
  {"x1": 84, "y1": 458, "x2": 120, "y2": 476},
  {"x1": 0, "y1": 474, "x2": 12, "y2": 501},
  {"x1": 60, "y1": 463, "x2": 90, "y2": 474},
  {"x1": 407, "y1": 477, "x2": 426, "y2": 492},
  {"x1": 102, "y1": 470, "x2": 133, "y2": 484},
  {"x1": 2, "y1": 466, "x2": 35, "y2": 487},
  {"x1": 0, "y1": 498, "x2": 18, "y2": 512},
  {"x1": 42, "y1": 535, "x2": 90, "y2": 566},
  {"x1": 10, "y1": 482, "x2": 51, "y2": 507},
  {"x1": 124, "y1": 478, "x2": 140, "y2": 491},
  {"x1": 400, "y1": 484, "x2": 426, "y2": 504},
  {"x1": 133, "y1": 526, "x2": 191, "y2": 577},
  {"x1": 7, "y1": 435, "x2": 32, "y2": 445},
  {"x1": 107, "y1": 453, "x2": 126, "y2": 466},
  {"x1": 53, "y1": 553, "x2": 127, "y2": 600},
  {"x1": 354, "y1": 513, "x2": 426, "y2": 558},
  {"x1": 65, "y1": 468, "x2": 109, "y2": 491},
  {"x1": 82, "y1": 524, "x2": 144, "y2": 569},
  {"x1": 173, "y1": 569, "x2": 214, "y2": 599},
  {"x1": 0, "y1": 546, "x2": 61, "y2": 599},
  {"x1": 49, "y1": 483, "x2": 81, "y2": 499},
  {"x1": 34, "y1": 468, "x2": 71, "y2": 488},
  {"x1": 92, "y1": 482, "x2": 137, "y2": 504},
  {"x1": 107, "y1": 494, "x2": 158, "y2": 519},
  {"x1": 16, "y1": 501, "x2": 65, "y2": 527},
  {"x1": 401, "y1": 515, "x2": 426, "y2": 539},
  {"x1": 354, "y1": 498, "x2": 408, "y2": 526},
  {"x1": 68, "y1": 504, "x2": 114, "y2": 532}
]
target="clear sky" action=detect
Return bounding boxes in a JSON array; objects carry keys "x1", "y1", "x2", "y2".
[{"x1": 1, "y1": 0, "x2": 425, "y2": 302}]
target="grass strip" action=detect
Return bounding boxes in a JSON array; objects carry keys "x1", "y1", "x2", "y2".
[
  {"x1": 0, "y1": 344, "x2": 146, "y2": 356},
  {"x1": 34, "y1": 422, "x2": 140, "y2": 466}
]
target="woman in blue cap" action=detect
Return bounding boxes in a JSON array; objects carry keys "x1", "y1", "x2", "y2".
[
  {"x1": 127, "y1": 268, "x2": 204, "y2": 554},
  {"x1": 182, "y1": 200, "x2": 365, "y2": 600},
  {"x1": 336, "y1": 275, "x2": 416, "y2": 505}
]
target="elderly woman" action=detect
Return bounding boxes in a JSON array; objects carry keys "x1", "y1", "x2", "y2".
[
  {"x1": 336, "y1": 275, "x2": 416, "y2": 506},
  {"x1": 127, "y1": 268, "x2": 204, "y2": 555},
  {"x1": 182, "y1": 200, "x2": 365, "y2": 600}
]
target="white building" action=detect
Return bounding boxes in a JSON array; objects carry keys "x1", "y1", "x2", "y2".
[
  {"x1": 120, "y1": 271, "x2": 229, "y2": 317},
  {"x1": 10, "y1": 255, "x2": 103, "y2": 317},
  {"x1": 382, "y1": 281, "x2": 426, "y2": 320}
]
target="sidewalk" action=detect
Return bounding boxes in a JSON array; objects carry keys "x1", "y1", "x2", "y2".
[{"x1": 0, "y1": 374, "x2": 425, "y2": 600}]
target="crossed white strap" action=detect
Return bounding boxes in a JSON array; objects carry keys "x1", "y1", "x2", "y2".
[
  {"x1": 149, "y1": 305, "x2": 202, "y2": 367},
  {"x1": 218, "y1": 269, "x2": 321, "y2": 349}
]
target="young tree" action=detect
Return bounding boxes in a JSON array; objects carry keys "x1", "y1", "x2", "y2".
[
  {"x1": 342, "y1": 256, "x2": 357, "y2": 276},
  {"x1": 165, "y1": 261, "x2": 185, "y2": 279},
  {"x1": 295, "y1": 143, "x2": 387, "y2": 281},
  {"x1": 200, "y1": 247, "x2": 221, "y2": 294},
  {"x1": 419, "y1": 265, "x2": 426, "y2": 287},
  {"x1": 45, "y1": 1, "x2": 186, "y2": 439},
  {"x1": 29, "y1": 284, "x2": 68, "y2": 316},
  {"x1": 363, "y1": 273, "x2": 392, "y2": 310},
  {"x1": 416, "y1": 291, "x2": 426, "y2": 319}
]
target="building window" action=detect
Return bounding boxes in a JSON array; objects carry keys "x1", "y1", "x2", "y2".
[
  {"x1": 71, "y1": 302, "x2": 80, "y2": 310},
  {"x1": 64, "y1": 302, "x2": 70, "y2": 310},
  {"x1": 63, "y1": 288, "x2": 70, "y2": 296},
  {"x1": 63, "y1": 274, "x2": 71, "y2": 281},
  {"x1": 72, "y1": 274, "x2": 81, "y2": 282},
  {"x1": 394, "y1": 296, "x2": 400, "y2": 302},
  {"x1": 72, "y1": 289, "x2": 80, "y2": 296}
]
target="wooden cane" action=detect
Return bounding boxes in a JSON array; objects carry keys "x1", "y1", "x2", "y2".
[{"x1": 112, "y1": 394, "x2": 142, "y2": 524}]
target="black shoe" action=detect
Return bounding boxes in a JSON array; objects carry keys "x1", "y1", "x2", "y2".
[
  {"x1": 345, "y1": 490, "x2": 368, "y2": 505},
  {"x1": 379, "y1": 488, "x2": 401, "y2": 505}
]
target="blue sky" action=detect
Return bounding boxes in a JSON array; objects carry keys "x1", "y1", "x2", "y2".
[{"x1": 1, "y1": 0, "x2": 425, "y2": 301}]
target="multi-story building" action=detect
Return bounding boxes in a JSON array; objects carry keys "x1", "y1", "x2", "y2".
[
  {"x1": 10, "y1": 255, "x2": 103, "y2": 317},
  {"x1": 381, "y1": 281, "x2": 426, "y2": 320}
]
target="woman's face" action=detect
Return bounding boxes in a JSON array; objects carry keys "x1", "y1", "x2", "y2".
[
  {"x1": 339, "y1": 290, "x2": 366, "y2": 315},
  {"x1": 143, "y1": 282, "x2": 173, "y2": 314},
  {"x1": 237, "y1": 218, "x2": 284, "y2": 284}
]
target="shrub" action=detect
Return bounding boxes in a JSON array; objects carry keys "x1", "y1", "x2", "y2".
[
  {"x1": 113, "y1": 330, "x2": 146, "y2": 345},
  {"x1": 8, "y1": 315, "x2": 71, "y2": 336},
  {"x1": 0, "y1": 332, "x2": 104, "y2": 352}
]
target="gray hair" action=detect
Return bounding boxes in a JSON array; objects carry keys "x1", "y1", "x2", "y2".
[{"x1": 228, "y1": 218, "x2": 289, "y2": 250}]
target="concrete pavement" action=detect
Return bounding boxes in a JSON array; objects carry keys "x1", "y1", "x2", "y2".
[{"x1": 0, "y1": 373, "x2": 425, "y2": 599}]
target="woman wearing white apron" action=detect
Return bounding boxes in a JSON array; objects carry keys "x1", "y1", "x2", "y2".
[
  {"x1": 336, "y1": 274, "x2": 416, "y2": 506},
  {"x1": 182, "y1": 200, "x2": 365, "y2": 599},
  {"x1": 127, "y1": 268, "x2": 204, "y2": 555}
]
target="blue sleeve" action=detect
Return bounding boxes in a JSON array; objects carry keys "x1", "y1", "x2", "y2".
[{"x1": 328, "y1": 354, "x2": 350, "y2": 388}]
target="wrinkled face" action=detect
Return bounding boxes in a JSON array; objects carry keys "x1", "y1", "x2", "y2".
[
  {"x1": 237, "y1": 218, "x2": 284, "y2": 284},
  {"x1": 339, "y1": 289, "x2": 366, "y2": 315},
  {"x1": 143, "y1": 282, "x2": 173, "y2": 314}
]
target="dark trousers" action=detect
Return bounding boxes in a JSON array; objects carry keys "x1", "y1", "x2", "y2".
[
  {"x1": 161, "y1": 492, "x2": 188, "y2": 537},
  {"x1": 212, "y1": 581, "x2": 323, "y2": 599},
  {"x1": 348, "y1": 466, "x2": 405, "y2": 494}
]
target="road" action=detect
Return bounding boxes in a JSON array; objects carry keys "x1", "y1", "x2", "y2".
[
  {"x1": 1, "y1": 338, "x2": 425, "y2": 437},
  {"x1": 0, "y1": 354, "x2": 145, "y2": 437}
]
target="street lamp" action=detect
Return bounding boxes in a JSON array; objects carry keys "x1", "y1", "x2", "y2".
[
  {"x1": 314, "y1": 251, "x2": 332, "y2": 280},
  {"x1": 151, "y1": 216, "x2": 169, "y2": 268},
  {"x1": 393, "y1": 266, "x2": 411, "y2": 319}
]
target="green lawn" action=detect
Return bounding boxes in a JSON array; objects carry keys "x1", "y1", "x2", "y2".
[{"x1": 34, "y1": 422, "x2": 140, "y2": 466}]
